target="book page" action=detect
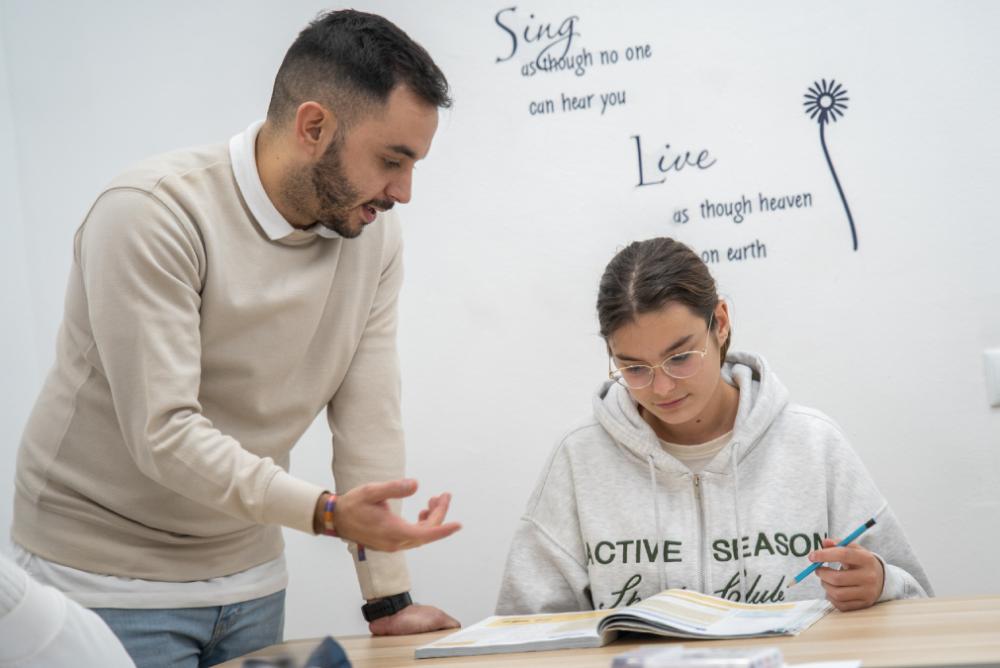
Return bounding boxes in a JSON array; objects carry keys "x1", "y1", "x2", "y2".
[
  {"x1": 416, "y1": 609, "x2": 611, "y2": 656},
  {"x1": 603, "y1": 589, "x2": 831, "y2": 638}
]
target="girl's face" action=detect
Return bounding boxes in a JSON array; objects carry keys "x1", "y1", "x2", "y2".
[{"x1": 608, "y1": 302, "x2": 731, "y2": 440}]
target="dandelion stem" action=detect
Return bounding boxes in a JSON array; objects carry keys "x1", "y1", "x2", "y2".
[{"x1": 819, "y1": 118, "x2": 858, "y2": 251}]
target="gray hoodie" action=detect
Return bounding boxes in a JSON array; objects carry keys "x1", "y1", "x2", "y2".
[{"x1": 496, "y1": 352, "x2": 932, "y2": 614}]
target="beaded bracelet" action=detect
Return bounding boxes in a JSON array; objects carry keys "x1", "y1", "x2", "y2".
[
  {"x1": 322, "y1": 493, "x2": 366, "y2": 560},
  {"x1": 322, "y1": 493, "x2": 338, "y2": 536}
]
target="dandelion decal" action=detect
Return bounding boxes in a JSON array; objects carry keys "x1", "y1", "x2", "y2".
[{"x1": 804, "y1": 79, "x2": 857, "y2": 251}]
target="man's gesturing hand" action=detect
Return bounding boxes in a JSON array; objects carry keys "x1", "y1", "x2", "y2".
[
  {"x1": 317, "y1": 479, "x2": 461, "y2": 551},
  {"x1": 368, "y1": 604, "x2": 460, "y2": 636}
]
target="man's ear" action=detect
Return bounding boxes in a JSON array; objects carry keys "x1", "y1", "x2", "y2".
[{"x1": 293, "y1": 101, "x2": 338, "y2": 157}]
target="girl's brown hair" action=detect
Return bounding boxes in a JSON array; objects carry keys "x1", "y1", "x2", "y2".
[{"x1": 597, "y1": 237, "x2": 730, "y2": 362}]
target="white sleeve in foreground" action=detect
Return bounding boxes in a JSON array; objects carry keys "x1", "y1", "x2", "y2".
[{"x1": 0, "y1": 555, "x2": 135, "y2": 667}]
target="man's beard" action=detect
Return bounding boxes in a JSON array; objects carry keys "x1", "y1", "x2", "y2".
[{"x1": 297, "y1": 138, "x2": 393, "y2": 239}]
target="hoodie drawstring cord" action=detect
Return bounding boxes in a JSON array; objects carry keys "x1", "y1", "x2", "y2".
[
  {"x1": 647, "y1": 454, "x2": 667, "y2": 593},
  {"x1": 730, "y1": 441, "x2": 748, "y2": 602}
]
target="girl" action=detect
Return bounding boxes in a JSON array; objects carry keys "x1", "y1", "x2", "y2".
[{"x1": 496, "y1": 237, "x2": 931, "y2": 614}]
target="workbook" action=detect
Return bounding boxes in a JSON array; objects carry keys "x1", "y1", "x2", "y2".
[{"x1": 415, "y1": 589, "x2": 832, "y2": 659}]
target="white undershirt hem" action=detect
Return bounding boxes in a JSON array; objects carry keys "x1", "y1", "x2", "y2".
[{"x1": 10, "y1": 543, "x2": 287, "y2": 609}]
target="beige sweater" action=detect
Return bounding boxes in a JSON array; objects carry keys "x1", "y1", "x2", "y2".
[{"x1": 13, "y1": 142, "x2": 409, "y2": 599}]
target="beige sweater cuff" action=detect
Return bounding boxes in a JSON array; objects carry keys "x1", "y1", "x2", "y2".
[
  {"x1": 351, "y1": 546, "x2": 411, "y2": 601},
  {"x1": 261, "y1": 471, "x2": 326, "y2": 534}
]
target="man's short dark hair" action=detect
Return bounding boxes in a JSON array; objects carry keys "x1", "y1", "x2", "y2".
[{"x1": 267, "y1": 9, "x2": 451, "y2": 127}]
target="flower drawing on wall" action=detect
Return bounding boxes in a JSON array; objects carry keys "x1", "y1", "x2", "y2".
[{"x1": 804, "y1": 79, "x2": 857, "y2": 251}]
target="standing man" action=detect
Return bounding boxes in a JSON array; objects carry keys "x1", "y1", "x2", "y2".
[{"x1": 12, "y1": 10, "x2": 459, "y2": 666}]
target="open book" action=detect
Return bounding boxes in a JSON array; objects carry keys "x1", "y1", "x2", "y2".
[{"x1": 415, "y1": 589, "x2": 832, "y2": 659}]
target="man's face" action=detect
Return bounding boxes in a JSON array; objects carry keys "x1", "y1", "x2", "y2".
[{"x1": 301, "y1": 85, "x2": 439, "y2": 238}]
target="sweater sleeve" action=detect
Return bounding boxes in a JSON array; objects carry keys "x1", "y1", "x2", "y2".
[
  {"x1": 878, "y1": 559, "x2": 929, "y2": 602},
  {"x1": 78, "y1": 188, "x2": 324, "y2": 534},
  {"x1": 496, "y1": 517, "x2": 593, "y2": 615},
  {"x1": 865, "y1": 506, "x2": 933, "y2": 601},
  {"x1": 0, "y1": 554, "x2": 135, "y2": 667},
  {"x1": 326, "y1": 214, "x2": 410, "y2": 600},
  {"x1": 496, "y1": 443, "x2": 593, "y2": 614},
  {"x1": 822, "y1": 428, "x2": 933, "y2": 601}
]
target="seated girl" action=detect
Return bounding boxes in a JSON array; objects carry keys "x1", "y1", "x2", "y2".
[{"x1": 496, "y1": 237, "x2": 931, "y2": 614}]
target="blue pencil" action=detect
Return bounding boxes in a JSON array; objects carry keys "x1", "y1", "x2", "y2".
[{"x1": 786, "y1": 518, "x2": 876, "y2": 588}]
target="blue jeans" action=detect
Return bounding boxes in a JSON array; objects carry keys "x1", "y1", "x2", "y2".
[{"x1": 91, "y1": 589, "x2": 285, "y2": 668}]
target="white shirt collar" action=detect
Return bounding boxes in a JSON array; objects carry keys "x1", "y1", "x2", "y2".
[{"x1": 229, "y1": 120, "x2": 340, "y2": 241}]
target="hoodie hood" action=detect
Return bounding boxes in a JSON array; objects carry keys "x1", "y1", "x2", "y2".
[{"x1": 593, "y1": 351, "x2": 789, "y2": 473}]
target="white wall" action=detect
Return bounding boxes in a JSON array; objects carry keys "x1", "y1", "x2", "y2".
[
  {"x1": 0, "y1": 2, "x2": 41, "y2": 545},
  {"x1": 1, "y1": 0, "x2": 998, "y2": 641}
]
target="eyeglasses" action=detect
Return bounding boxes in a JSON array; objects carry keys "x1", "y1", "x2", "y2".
[{"x1": 608, "y1": 315, "x2": 714, "y2": 390}]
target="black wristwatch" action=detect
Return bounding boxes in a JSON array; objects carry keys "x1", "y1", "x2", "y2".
[{"x1": 362, "y1": 592, "x2": 412, "y2": 622}]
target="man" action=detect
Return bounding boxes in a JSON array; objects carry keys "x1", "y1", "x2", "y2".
[{"x1": 11, "y1": 9, "x2": 460, "y2": 666}]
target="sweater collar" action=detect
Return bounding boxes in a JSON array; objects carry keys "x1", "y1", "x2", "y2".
[{"x1": 229, "y1": 119, "x2": 340, "y2": 242}]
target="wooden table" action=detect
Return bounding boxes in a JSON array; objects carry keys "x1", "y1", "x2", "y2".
[{"x1": 219, "y1": 595, "x2": 1000, "y2": 667}]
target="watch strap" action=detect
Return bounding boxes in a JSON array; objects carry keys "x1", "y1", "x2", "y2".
[{"x1": 361, "y1": 591, "x2": 412, "y2": 622}]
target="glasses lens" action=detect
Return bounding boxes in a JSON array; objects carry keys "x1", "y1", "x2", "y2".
[
  {"x1": 664, "y1": 353, "x2": 703, "y2": 379},
  {"x1": 612, "y1": 365, "x2": 654, "y2": 389}
]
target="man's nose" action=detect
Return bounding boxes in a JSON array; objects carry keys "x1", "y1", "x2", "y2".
[{"x1": 386, "y1": 169, "x2": 413, "y2": 204}]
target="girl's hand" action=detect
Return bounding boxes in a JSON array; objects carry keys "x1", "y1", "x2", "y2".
[{"x1": 809, "y1": 537, "x2": 885, "y2": 611}]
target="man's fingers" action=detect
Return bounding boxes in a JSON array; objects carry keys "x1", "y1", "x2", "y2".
[
  {"x1": 423, "y1": 493, "x2": 451, "y2": 526},
  {"x1": 420, "y1": 494, "x2": 440, "y2": 519},
  {"x1": 360, "y1": 478, "x2": 419, "y2": 502},
  {"x1": 338, "y1": 484, "x2": 460, "y2": 550},
  {"x1": 435, "y1": 610, "x2": 461, "y2": 630},
  {"x1": 363, "y1": 513, "x2": 462, "y2": 551},
  {"x1": 417, "y1": 521, "x2": 462, "y2": 546},
  {"x1": 369, "y1": 604, "x2": 462, "y2": 636},
  {"x1": 396, "y1": 520, "x2": 462, "y2": 549},
  {"x1": 422, "y1": 494, "x2": 441, "y2": 515}
]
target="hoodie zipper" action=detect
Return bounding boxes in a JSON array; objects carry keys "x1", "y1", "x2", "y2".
[{"x1": 693, "y1": 474, "x2": 708, "y2": 593}]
